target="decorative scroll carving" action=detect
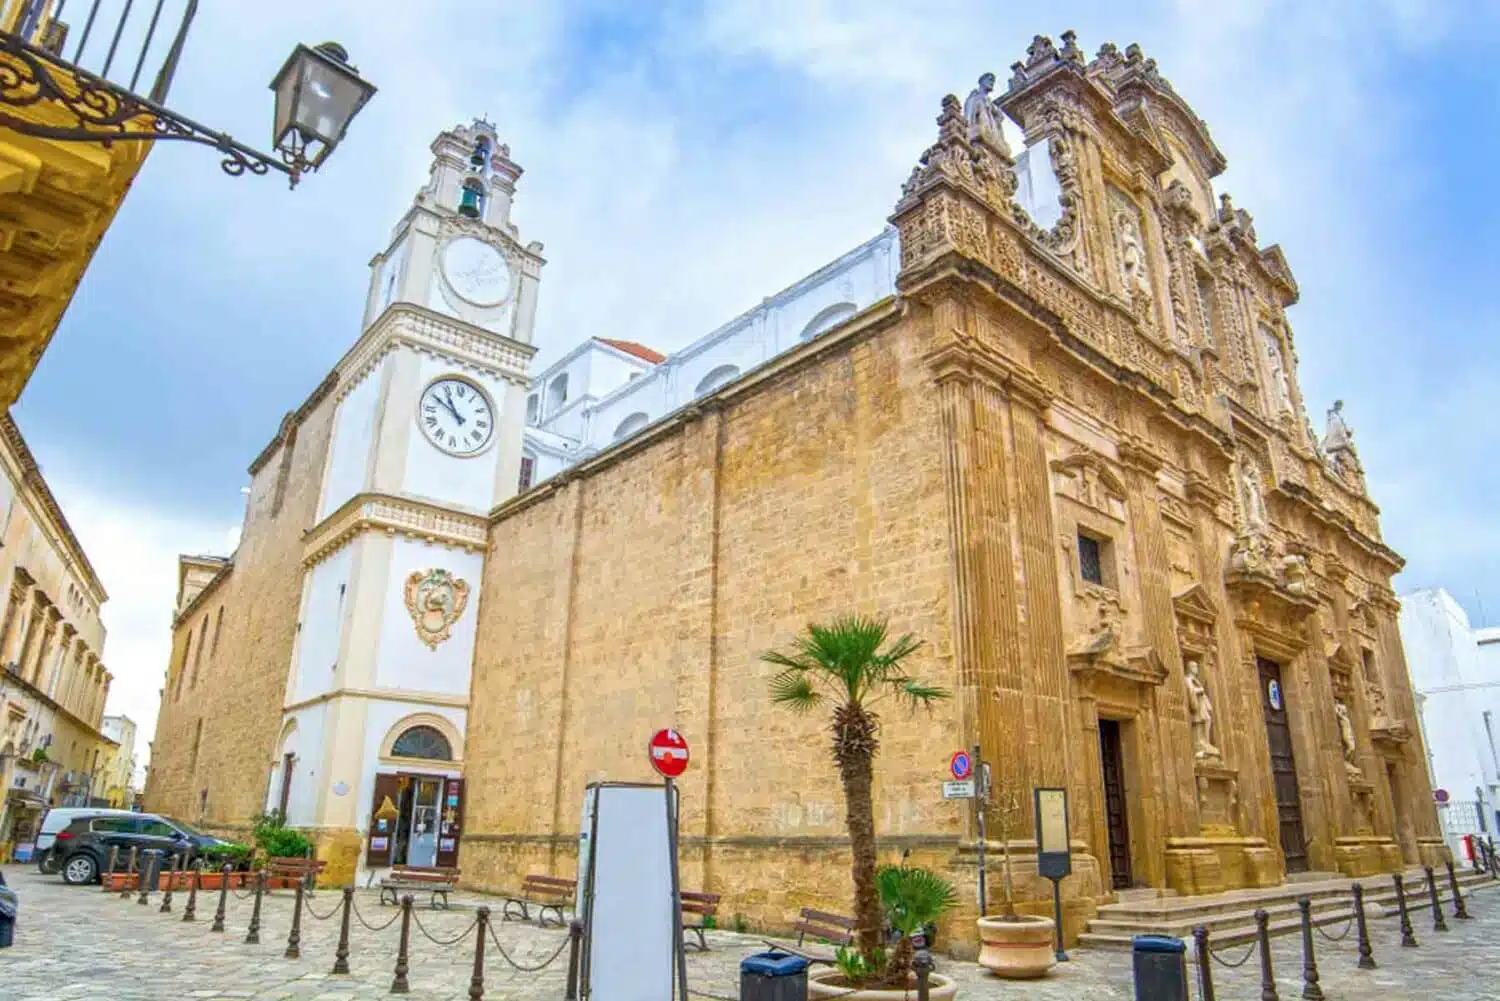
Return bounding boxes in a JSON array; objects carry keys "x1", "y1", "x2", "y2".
[
  {"x1": 1050, "y1": 450, "x2": 1127, "y2": 520},
  {"x1": 404, "y1": 568, "x2": 471, "y2": 650}
]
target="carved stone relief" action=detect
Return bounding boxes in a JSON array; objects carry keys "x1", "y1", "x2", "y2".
[{"x1": 404, "y1": 568, "x2": 471, "y2": 650}]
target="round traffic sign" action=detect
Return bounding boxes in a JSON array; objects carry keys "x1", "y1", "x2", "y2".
[
  {"x1": 950, "y1": 751, "x2": 973, "y2": 781},
  {"x1": 649, "y1": 728, "x2": 690, "y2": 778},
  {"x1": 1434, "y1": 788, "x2": 1450, "y2": 805}
]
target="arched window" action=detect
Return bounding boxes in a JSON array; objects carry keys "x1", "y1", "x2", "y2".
[
  {"x1": 612, "y1": 412, "x2": 651, "y2": 440},
  {"x1": 391, "y1": 725, "x2": 453, "y2": 761},
  {"x1": 547, "y1": 373, "x2": 569, "y2": 413},
  {"x1": 798, "y1": 302, "x2": 857, "y2": 342},
  {"x1": 694, "y1": 364, "x2": 740, "y2": 398},
  {"x1": 459, "y1": 178, "x2": 486, "y2": 219},
  {"x1": 470, "y1": 137, "x2": 491, "y2": 170}
]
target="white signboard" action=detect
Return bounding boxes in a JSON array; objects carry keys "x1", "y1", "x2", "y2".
[
  {"x1": 583, "y1": 783, "x2": 677, "y2": 1001},
  {"x1": 942, "y1": 780, "x2": 976, "y2": 800}
]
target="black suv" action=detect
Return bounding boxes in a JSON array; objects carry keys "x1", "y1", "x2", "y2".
[{"x1": 55, "y1": 814, "x2": 223, "y2": 885}]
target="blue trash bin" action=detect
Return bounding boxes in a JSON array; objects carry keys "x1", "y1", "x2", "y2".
[
  {"x1": 1132, "y1": 934, "x2": 1186, "y2": 1001},
  {"x1": 0, "y1": 883, "x2": 17, "y2": 948},
  {"x1": 740, "y1": 951, "x2": 810, "y2": 1001}
]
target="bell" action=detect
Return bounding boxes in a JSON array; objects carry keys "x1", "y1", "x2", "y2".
[
  {"x1": 458, "y1": 185, "x2": 482, "y2": 219},
  {"x1": 470, "y1": 149, "x2": 486, "y2": 168}
]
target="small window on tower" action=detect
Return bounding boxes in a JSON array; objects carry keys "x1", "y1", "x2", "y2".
[
  {"x1": 1077, "y1": 530, "x2": 1115, "y2": 589},
  {"x1": 519, "y1": 456, "x2": 535, "y2": 491}
]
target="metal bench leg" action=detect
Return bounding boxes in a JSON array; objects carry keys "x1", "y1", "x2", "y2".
[{"x1": 540, "y1": 904, "x2": 563, "y2": 928}]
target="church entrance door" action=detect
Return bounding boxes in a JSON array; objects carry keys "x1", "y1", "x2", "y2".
[
  {"x1": 1258, "y1": 658, "x2": 1308, "y2": 873},
  {"x1": 405, "y1": 777, "x2": 442, "y2": 868},
  {"x1": 1098, "y1": 718, "x2": 1132, "y2": 889}
]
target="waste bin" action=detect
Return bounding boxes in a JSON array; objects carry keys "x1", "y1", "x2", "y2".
[
  {"x1": 1131, "y1": 934, "x2": 1186, "y2": 1001},
  {"x1": 740, "y1": 951, "x2": 809, "y2": 1001},
  {"x1": 139, "y1": 850, "x2": 165, "y2": 893},
  {"x1": 0, "y1": 880, "x2": 17, "y2": 948}
]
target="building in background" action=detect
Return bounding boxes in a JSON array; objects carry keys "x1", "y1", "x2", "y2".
[
  {"x1": 0, "y1": 413, "x2": 113, "y2": 860},
  {"x1": 99, "y1": 714, "x2": 136, "y2": 808},
  {"x1": 1399, "y1": 588, "x2": 1500, "y2": 859}
]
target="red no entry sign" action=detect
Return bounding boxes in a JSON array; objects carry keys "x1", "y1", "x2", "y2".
[{"x1": 649, "y1": 728, "x2": 690, "y2": 778}]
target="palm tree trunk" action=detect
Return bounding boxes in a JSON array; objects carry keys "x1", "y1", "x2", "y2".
[{"x1": 839, "y1": 735, "x2": 884, "y2": 966}]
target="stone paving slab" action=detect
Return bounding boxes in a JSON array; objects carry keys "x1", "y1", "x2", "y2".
[{"x1": 3, "y1": 864, "x2": 1500, "y2": 999}]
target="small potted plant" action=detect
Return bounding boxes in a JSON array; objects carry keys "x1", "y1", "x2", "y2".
[{"x1": 976, "y1": 790, "x2": 1056, "y2": 979}]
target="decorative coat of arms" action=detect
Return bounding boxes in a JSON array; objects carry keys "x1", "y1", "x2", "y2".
[{"x1": 404, "y1": 568, "x2": 471, "y2": 649}]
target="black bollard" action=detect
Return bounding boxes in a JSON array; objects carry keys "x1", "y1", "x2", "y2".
[
  {"x1": 1193, "y1": 926, "x2": 1216, "y2": 1001},
  {"x1": 332, "y1": 887, "x2": 353, "y2": 975},
  {"x1": 914, "y1": 948, "x2": 933, "y2": 1001},
  {"x1": 211, "y1": 864, "x2": 231, "y2": 933},
  {"x1": 121, "y1": 846, "x2": 137, "y2": 899},
  {"x1": 1446, "y1": 860, "x2": 1472, "y2": 919},
  {"x1": 1425, "y1": 866, "x2": 1449, "y2": 933},
  {"x1": 102, "y1": 846, "x2": 118, "y2": 894},
  {"x1": 1394, "y1": 872, "x2": 1417, "y2": 947},
  {"x1": 1491, "y1": 838, "x2": 1499, "y2": 879},
  {"x1": 285, "y1": 879, "x2": 305, "y2": 959},
  {"x1": 391, "y1": 895, "x2": 413, "y2": 993},
  {"x1": 137, "y1": 850, "x2": 157, "y2": 905},
  {"x1": 1256, "y1": 909, "x2": 1279, "y2": 1001},
  {"x1": 564, "y1": 919, "x2": 584, "y2": 1001},
  {"x1": 1297, "y1": 897, "x2": 1324, "y2": 1001},
  {"x1": 468, "y1": 905, "x2": 489, "y2": 1001},
  {"x1": 245, "y1": 869, "x2": 266, "y2": 944},
  {"x1": 160, "y1": 853, "x2": 182, "y2": 913},
  {"x1": 183, "y1": 861, "x2": 201, "y2": 922},
  {"x1": 1351, "y1": 882, "x2": 1376, "y2": 969}
]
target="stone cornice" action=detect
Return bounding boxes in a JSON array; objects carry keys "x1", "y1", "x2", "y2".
[
  {"x1": 281, "y1": 686, "x2": 469, "y2": 714},
  {"x1": 0, "y1": 414, "x2": 108, "y2": 603},
  {"x1": 247, "y1": 372, "x2": 339, "y2": 476},
  {"x1": 303, "y1": 492, "x2": 489, "y2": 568},
  {"x1": 924, "y1": 330, "x2": 1053, "y2": 410},
  {"x1": 174, "y1": 562, "x2": 234, "y2": 629},
  {"x1": 338, "y1": 303, "x2": 538, "y2": 405}
]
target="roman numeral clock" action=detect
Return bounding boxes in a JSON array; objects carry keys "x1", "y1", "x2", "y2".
[{"x1": 419, "y1": 377, "x2": 494, "y2": 456}]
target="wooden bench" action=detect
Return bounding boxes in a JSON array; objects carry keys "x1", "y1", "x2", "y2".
[
  {"x1": 765, "y1": 908, "x2": 856, "y2": 965},
  {"x1": 267, "y1": 856, "x2": 326, "y2": 894},
  {"x1": 680, "y1": 890, "x2": 721, "y2": 951},
  {"x1": 379, "y1": 865, "x2": 460, "y2": 909},
  {"x1": 502, "y1": 874, "x2": 575, "y2": 927}
]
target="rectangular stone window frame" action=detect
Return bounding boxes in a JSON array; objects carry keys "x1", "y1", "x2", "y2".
[{"x1": 1074, "y1": 525, "x2": 1119, "y2": 592}]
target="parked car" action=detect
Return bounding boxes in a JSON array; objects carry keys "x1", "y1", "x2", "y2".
[
  {"x1": 33, "y1": 807, "x2": 139, "y2": 874},
  {"x1": 54, "y1": 814, "x2": 225, "y2": 885}
]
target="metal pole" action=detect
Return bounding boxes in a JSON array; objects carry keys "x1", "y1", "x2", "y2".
[
  {"x1": 973, "y1": 743, "x2": 987, "y2": 918},
  {"x1": 1446, "y1": 860, "x2": 1471, "y2": 919},
  {"x1": 563, "y1": 919, "x2": 584, "y2": 1001},
  {"x1": 391, "y1": 894, "x2": 413, "y2": 992},
  {"x1": 665, "y1": 779, "x2": 689, "y2": 1001},
  {"x1": 1393, "y1": 872, "x2": 1417, "y2": 947},
  {"x1": 1297, "y1": 897, "x2": 1323, "y2": 1000},
  {"x1": 468, "y1": 905, "x2": 489, "y2": 1001},
  {"x1": 332, "y1": 887, "x2": 353, "y2": 975},
  {"x1": 245, "y1": 868, "x2": 265, "y2": 944},
  {"x1": 1255, "y1": 908, "x2": 1279, "y2": 1001},
  {"x1": 1051, "y1": 876, "x2": 1068, "y2": 962},
  {"x1": 121, "y1": 845, "x2": 137, "y2": 899},
  {"x1": 182, "y1": 860, "x2": 200, "y2": 922},
  {"x1": 211, "y1": 864, "x2": 230, "y2": 932},
  {"x1": 136, "y1": 851, "x2": 154, "y2": 905},
  {"x1": 285, "y1": 879, "x2": 305, "y2": 959},
  {"x1": 1193, "y1": 925, "x2": 1216, "y2": 1001},
  {"x1": 159, "y1": 852, "x2": 181, "y2": 912},
  {"x1": 1425, "y1": 866, "x2": 1448, "y2": 932},
  {"x1": 914, "y1": 948, "x2": 933, "y2": 1001},
  {"x1": 1351, "y1": 882, "x2": 1375, "y2": 969},
  {"x1": 103, "y1": 845, "x2": 118, "y2": 893}
]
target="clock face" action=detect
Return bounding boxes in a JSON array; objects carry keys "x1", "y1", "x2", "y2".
[
  {"x1": 418, "y1": 378, "x2": 494, "y2": 456},
  {"x1": 442, "y1": 237, "x2": 510, "y2": 306}
]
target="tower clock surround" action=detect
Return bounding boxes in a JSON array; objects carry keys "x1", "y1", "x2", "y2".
[
  {"x1": 441, "y1": 235, "x2": 512, "y2": 307},
  {"x1": 416, "y1": 374, "x2": 497, "y2": 458}
]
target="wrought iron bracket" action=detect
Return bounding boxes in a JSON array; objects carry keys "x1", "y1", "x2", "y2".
[{"x1": 0, "y1": 30, "x2": 306, "y2": 187}]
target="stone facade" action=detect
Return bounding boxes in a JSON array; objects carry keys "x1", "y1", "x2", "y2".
[{"x1": 461, "y1": 34, "x2": 1440, "y2": 951}]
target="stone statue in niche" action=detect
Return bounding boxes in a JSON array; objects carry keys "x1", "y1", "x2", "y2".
[
  {"x1": 1280, "y1": 553, "x2": 1312, "y2": 598},
  {"x1": 1116, "y1": 209, "x2": 1150, "y2": 295},
  {"x1": 1237, "y1": 455, "x2": 1268, "y2": 531},
  {"x1": 962, "y1": 72, "x2": 1006, "y2": 148},
  {"x1": 1260, "y1": 327, "x2": 1292, "y2": 412},
  {"x1": 1334, "y1": 700, "x2": 1362, "y2": 779},
  {"x1": 1185, "y1": 660, "x2": 1221, "y2": 760},
  {"x1": 1323, "y1": 399, "x2": 1354, "y2": 452}
]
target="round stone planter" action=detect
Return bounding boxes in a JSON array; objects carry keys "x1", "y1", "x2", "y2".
[
  {"x1": 976, "y1": 914, "x2": 1056, "y2": 979},
  {"x1": 807, "y1": 967, "x2": 958, "y2": 1000}
]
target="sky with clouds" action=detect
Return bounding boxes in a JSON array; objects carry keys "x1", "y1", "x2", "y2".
[{"x1": 11, "y1": 0, "x2": 1500, "y2": 767}]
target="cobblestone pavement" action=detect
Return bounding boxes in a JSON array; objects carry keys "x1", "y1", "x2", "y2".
[{"x1": 2, "y1": 864, "x2": 1500, "y2": 1000}]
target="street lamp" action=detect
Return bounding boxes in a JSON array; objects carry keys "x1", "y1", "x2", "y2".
[{"x1": 0, "y1": 3, "x2": 376, "y2": 188}]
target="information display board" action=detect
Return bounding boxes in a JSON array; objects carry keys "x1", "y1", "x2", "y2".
[{"x1": 1034, "y1": 787, "x2": 1071, "y2": 879}]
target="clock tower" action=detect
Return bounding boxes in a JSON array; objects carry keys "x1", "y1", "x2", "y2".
[{"x1": 266, "y1": 120, "x2": 543, "y2": 879}]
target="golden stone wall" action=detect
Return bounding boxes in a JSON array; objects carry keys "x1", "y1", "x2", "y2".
[{"x1": 144, "y1": 376, "x2": 338, "y2": 828}]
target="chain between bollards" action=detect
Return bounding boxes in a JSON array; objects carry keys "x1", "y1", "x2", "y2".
[
  {"x1": 391, "y1": 895, "x2": 414, "y2": 993},
  {"x1": 103, "y1": 845, "x2": 118, "y2": 893},
  {"x1": 183, "y1": 860, "x2": 201, "y2": 922},
  {"x1": 563, "y1": 919, "x2": 584, "y2": 1001},
  {"x1": 1297, "y1": 897, "x2": 1324, "y2": 1001},
  {"x1": 211, "y1": 864, "x2": 231, "y2": 932},
  {"x1": 1446, "y1": 860, "x2": 1472, "y2": 919},
  {"x1": 1193, "y1": 926, "x2": 1216, "y2": 1001},
  {"x1": 1425, "y1": 866, "x2": 1449, "y2": 933},
  {"x1": 469, "y1": 905, "x2": 490, "y2": 1001},
  {"x1": 121, "y1": 846, "x2": 137, "y2": 899},
  {"x1": 1255, "y1": 908, "x2": 1279, "y2": 1001},
  {"x1": 332, "y1": 887, "x2": 353, "y2": 975},
  {"x1": 1394, "y1": 872, "x2": 1417, "y2": 947},
  {"x1": 285, "y1": 879, "x2": 305, "y2": 959},
  {"x1": 1351, "y1": 882, "x2": 1376, "y2": 969},
  {"x1": 160, "y1": 853, "x2": 182, "y2": 913},
  {"x1": 245, "y1": 868, "x2": 266, "y2": 944}
]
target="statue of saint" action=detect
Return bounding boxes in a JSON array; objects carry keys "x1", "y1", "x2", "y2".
[
  {"x1": 1185, "y1": 660, "x2": 1220, "y2": 760},
  {"x1": 1261, "y1": 328, "x2": 1292, "y2": 412},
  {"x1": 1335, "y1": 700, "x2": 1362, "y2": 779},
  {"x1": 1117, "y1": 212, "x2": 1149, "y2": 293},
  {"x1": 1323, "y1": 399, "x2": 1354, "y2": 453},
  {"x1": 1238, "y1": 456, "x2": 1267, "y2": 530},
  {"x1": 962, "y1": 73, "x2": 1005, "y2": 147}
]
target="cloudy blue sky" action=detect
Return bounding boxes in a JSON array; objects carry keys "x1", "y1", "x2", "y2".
[{"x1": 12, "y1": 0, "x2": 1500, "y2": 757}]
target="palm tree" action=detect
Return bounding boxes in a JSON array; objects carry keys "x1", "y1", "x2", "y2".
[
  {"x1": 877, "y1": 864, "x2": 958, "y2": 984},
  {"x1": 764, "y1": 615, "x2": 947, "y2": 977}
]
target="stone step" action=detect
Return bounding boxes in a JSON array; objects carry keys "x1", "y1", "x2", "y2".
[{"x1": 1086, "y1": 894, "x2": 1354, "y2": 940}]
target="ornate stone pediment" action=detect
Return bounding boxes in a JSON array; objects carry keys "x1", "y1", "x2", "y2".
[
  {"x1": 1051, "y1": 450, "x2": 1127, "y2": 520},
  {"x1": 1068, "y1": 602, "x2": 1168, "y2": 687},
  {"x1": 1173, "y1": 583, "x2": 1218, "y2": 655}
]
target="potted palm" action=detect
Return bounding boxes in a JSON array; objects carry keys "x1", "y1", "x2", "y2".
[
  {"x1": 764, "y1": 615, "x2": 949, "y2": 998},
  {"x1": 872, "y1": 865, "x2": 959, "y2": 999},
  {"x1": 976, "y1": 790, "x2": 1056, "y2": 978}
]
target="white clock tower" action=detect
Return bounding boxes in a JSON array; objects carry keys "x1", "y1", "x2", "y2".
[{"x1": 267, "y1": 120, "x2": 542, "y2": 878}]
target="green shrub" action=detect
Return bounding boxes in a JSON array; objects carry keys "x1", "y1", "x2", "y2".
[
  {"x1": 250, "y1": 810, "x2": 312, "y2": 859},
  {"x1": 198, "y1": 842, "x2": 252, "y2": 869}
]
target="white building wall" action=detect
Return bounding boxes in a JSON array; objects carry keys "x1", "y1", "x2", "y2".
[
  {"x1": 400, "y1": 357, "x2": 511, "y2": 513},
  {"x1": 270, "y1": 703, "x2": 327, "y2": 827},
  {"x1": 373, "y1": 538, "x2": 484, "y2": 696},
  {"x1": 292, "y1": 546, "x2": 354, "y2": 704},
  {"x1": 319, "y1": 362, "x2": 385, "y2": 521}
]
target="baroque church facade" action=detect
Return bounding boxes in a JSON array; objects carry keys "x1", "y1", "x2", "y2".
[{"x1": 146, "y1": 31, "x2": 1440, "y2": 947}]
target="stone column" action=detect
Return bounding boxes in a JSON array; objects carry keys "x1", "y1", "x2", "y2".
[
  {"x1": 13, "y1": 593, "x2": 46, "y2": 682},
  {"x1": 28, "y1": 608, "x2": 58, "y2": 689},
  {"x1": 0, "y1": 581, "x2": 23, "y2": 667}
]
